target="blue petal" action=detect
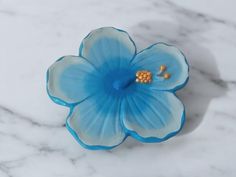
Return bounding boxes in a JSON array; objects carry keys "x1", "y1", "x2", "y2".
[
  {"x1": 122, "y1": 89, "x2": 185, "y2": 142},
  {"x1": 79, "y1": 27, "x2": 136, "y2": 71},
  {"x1": 66, "y1": 92, "x2": 126, "y2": 150},
  {"x1": 131, "y1": 43, "x2": 189, "y2": 91},
  {"x1": 47, "y1": 56, "x2": 100, "y2": 106}
]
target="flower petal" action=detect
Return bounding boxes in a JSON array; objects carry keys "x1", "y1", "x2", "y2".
[
  {"x1": 122, "y1": 89, "x2": 185, "y2": 142},
  {"x1": 66, "y1": 92, "x2": 126, "y2": 150},
  {"x1": 47, "y1": 56, "x2": 100, "y2": 106},
  {"x1": 131, "y1": 43, "x2": 189, "y2": 91},
  {"x1": 79, "y1": 27, "x2": 136, "y2": 70}
]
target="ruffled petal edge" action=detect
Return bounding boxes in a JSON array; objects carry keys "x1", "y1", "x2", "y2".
[
  {"x1": 66, "y1": 109, "x2": 128, "y2": 150},
  {"x1": 132, "y1": 42, "x2": 189, "y2": 92},
  {"x1": 79, "y1": 26, "x2": 137, "y2": 56},
  {"x1": 122, "y1": 93, "x2": 186, "y2": 143}
]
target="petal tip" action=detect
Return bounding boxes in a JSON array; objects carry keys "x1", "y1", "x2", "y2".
[
  {"x1": 122, "y1": 90, "x2": 186, "y2": 144},
  {"x1": 79, "y1": 27, "x2": 137, "y2": 66},
  {"x1": 66, "y1": 119, "x2": 127, "y2": 150},
  {"x1": 126, "y1": 109, "x2": 185, "y2": 143},
  {"x1": 132, "y1": 42, "x2": 189, "y2": 92},
  {"x1": 46, "y1": 63, "x2": 71, "y2": 107}
]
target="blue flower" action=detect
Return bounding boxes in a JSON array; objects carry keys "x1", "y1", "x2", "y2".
[{"x1": 46, "y1": 27, "x2": 189, "y2": 150}]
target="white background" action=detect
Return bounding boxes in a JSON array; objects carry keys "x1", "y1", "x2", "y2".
[{"x1": 0, "y1": 0, "x2": 236, "y2": 177}]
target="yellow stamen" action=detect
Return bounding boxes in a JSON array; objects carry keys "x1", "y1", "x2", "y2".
[
  {"x1": 136, "y1": 70, "x2": 152, "y2": 84},
  {"x1": 160, "y1": 65, "x2": 167, "y2": 72},
  {"x1": 163, "y1": 73, "x2": 171, "y2": 79}
]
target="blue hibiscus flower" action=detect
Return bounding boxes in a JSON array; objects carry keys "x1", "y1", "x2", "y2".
[{"x1": 46, "y1": 27, "x2": 189, "y2": 150}]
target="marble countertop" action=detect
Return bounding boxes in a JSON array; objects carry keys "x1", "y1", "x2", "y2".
[{"x1": 0, "y1": 0, "x2": 236, "y2": 176}]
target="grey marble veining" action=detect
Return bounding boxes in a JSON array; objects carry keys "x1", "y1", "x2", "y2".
[{"x1": 0, "y1": 0, "x2": 236, "y2": 177}]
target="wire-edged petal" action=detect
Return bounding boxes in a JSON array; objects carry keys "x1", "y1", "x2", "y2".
[
  {"x1": 131, "y1": 43, "x2": 189, "y2": 91},
  {"x1": 66, "y1": 92, "x2": 126, "y2": 150},
  {"x1": 47, "y1": 56, "x2": 100, "y2": 106},
  {"x1": 122, "y1": 89, "x2": 185, "y2": 142},
  {"x1": 79, "y1": 27, "x2": 136, "y2": 71}
]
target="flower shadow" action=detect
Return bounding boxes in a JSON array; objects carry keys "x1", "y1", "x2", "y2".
[{"x1": 127, "y1": 20, "x2": 227, "y2": 140}]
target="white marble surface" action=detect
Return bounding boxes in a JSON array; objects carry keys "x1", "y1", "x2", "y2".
[{"x1": 0, "y1": 0, "x2": 236, "y2": 176}]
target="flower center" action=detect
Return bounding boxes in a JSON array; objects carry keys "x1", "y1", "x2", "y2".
[
  {"x1": 103, "y1": 69, "x2": 136, "y2": 93},
  {"x1": 112, "y1": 77, "x2": 134, "y2": 90}
]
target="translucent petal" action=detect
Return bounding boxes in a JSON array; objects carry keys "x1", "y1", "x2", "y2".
[
  {"x1": 131, "y1": 43, "x2": 189, "y2": 91},
  {"x1": 66, "y1": 92, "x2": 126, "y2": 149},
  {"x1": 79, "y1": 27, "x2": 136, "y2": 71},
  {"x1": 47, "y1": 56, "x2": 100, "y2": 105},
  {"x1": 122, "y1": 89, "x2": 185, "y2": 142}
]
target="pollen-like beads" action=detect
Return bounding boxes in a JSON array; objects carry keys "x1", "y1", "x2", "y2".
[
  {"x1": 159, "y1": 65, "x2": 167, "y2": 72},
  {"x1": 158, "y1": 65, "x2": 171, "y2": 79},
  {"x1": 163, "y1": 73, "x2": 171, "y2": 79},
  {"x1": 135, "y1": 70, "x2": 152, "y2": 84}
]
